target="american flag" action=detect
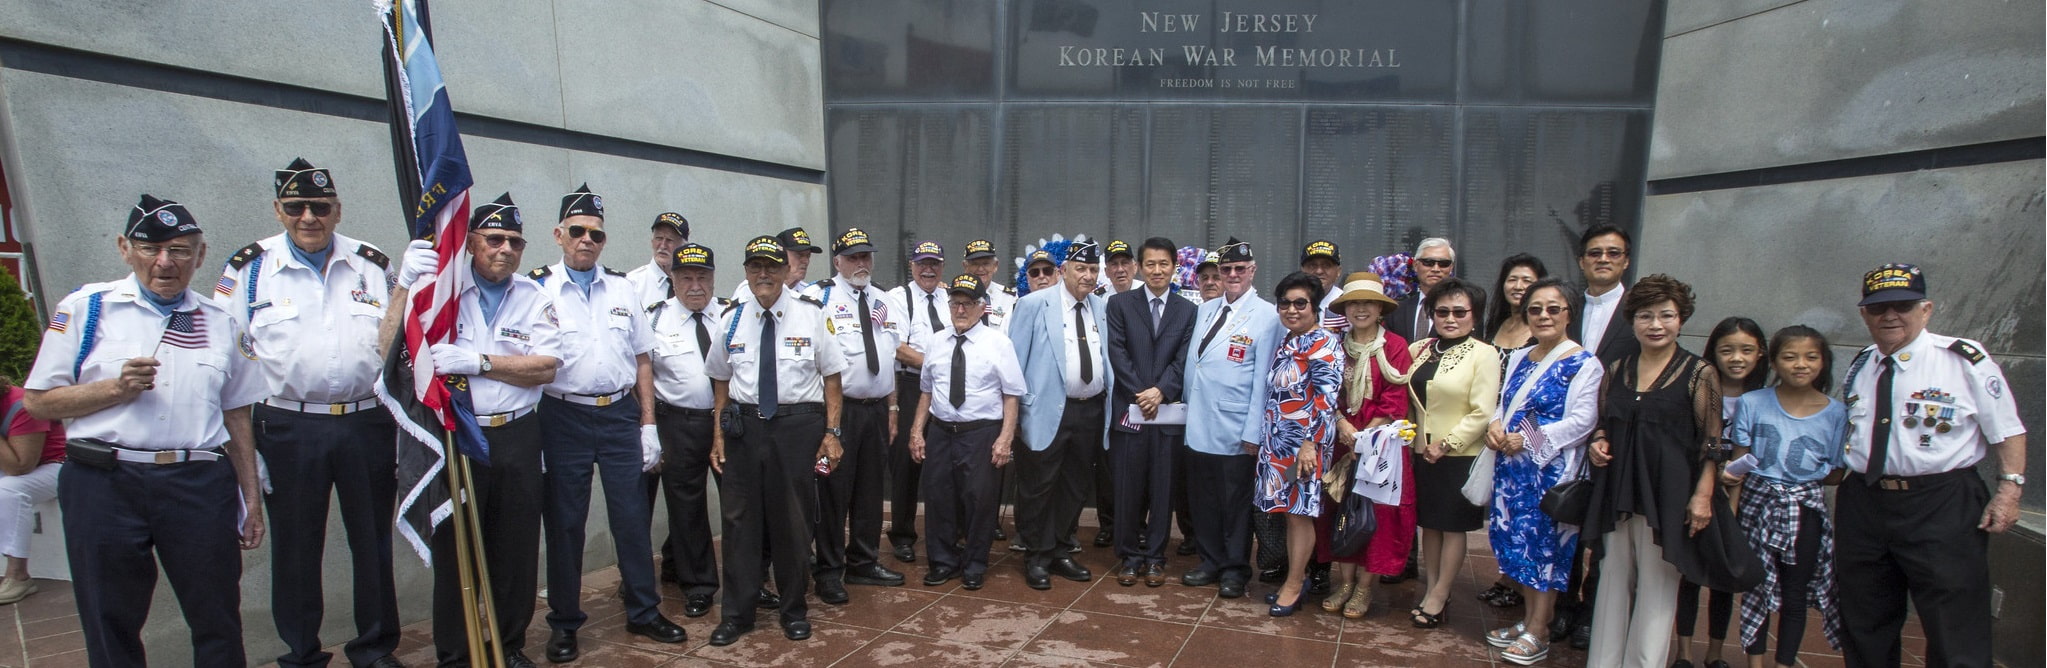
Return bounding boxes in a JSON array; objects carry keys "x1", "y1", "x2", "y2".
[
  {"x1": 870, "y1": 298, "x2": 889, "y2": 328},
  {"x1": 46, "y1": 311, "x2": 66, "y2": 333},
  {"x1": 1515, "y1": 413, "x2": 1548, "y2": 452},
  {"x1": 161, "y1": 309, "x2": 208, "y2": 349}
]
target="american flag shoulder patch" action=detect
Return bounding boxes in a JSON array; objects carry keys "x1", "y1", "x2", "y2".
[
  {"x1": 216, "y1": 275, "x2": 237, "y2": 296},
  {"x1": 48, "y1": 311, "x2": 68, "y2": 333}
]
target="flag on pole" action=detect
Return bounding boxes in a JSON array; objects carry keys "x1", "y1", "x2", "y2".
[{"x1": 373, "y1": 0, "x2": 488, "y2": 565}]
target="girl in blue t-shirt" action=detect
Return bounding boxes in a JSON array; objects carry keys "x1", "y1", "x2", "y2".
[{"x1": 1723, "y1": 325, "x2": 1847, "y2": 667}]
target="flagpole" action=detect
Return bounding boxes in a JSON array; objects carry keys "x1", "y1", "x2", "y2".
[
  {"x1": 455, "y1": 446, "x2": 506, "y2": 667},
  {"x1": 441, "y1": 433, "x2": 489, "y2": 665}
]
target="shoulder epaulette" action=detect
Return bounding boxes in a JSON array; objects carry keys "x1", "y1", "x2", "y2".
[
  {"x1": 1947, "y1": 339, "x2": 1987, "y2": 365},
  {"x1": 797, "y1": 294, "x2": 825, "y2": 307},
  {"x1": 527, "y1": 266, "x2": 552, "y2": 282},
  {"x1": 720, "y1": 300, "x2": 741, "y2": 315},
  {"x1": 354, "y1": 244, "x2": 389, "y2": 270},
  {"x1": 1003, "y1": 285, "x2": 1017, "y2": 295},
  {"x1": 716, "y1": 297, "x2": 732, "y2": 307},
  {"x1": 603, "y1": 266, "x2": 627, "y2": 278},
  {"x1": 226, "y1": 242, "x2": 265, "y2": 270},
  {"x1": 647, "y1": 300, "x2": 667, "y2": 313},
  {"x1": 816, "y1": 278, "x2": 835, "y2": 288},
  {"x1": 1093, "y1": 286, "x2": 1108, "y2": 296}
]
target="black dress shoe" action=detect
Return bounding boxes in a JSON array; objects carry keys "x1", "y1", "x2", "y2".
[
  {"x1": 1093, "y1": 530, "x2": 1113, "y2": 547},
  {"x1": 816, "y1": 579, "x2": 850, "y2": 605},
  {"x1": 844, "y1": 563, "x2": 906, "y2": 586},
  {"x1": 1570, "y1": 620, "x2": 1593, "y2": 650},
  {"x1": 1144, "y1": 563, "x2": 1167, "y2": 587},
  {"x1": 627, "y1": 615, "x2": 688, "y2": 644},
  {"x1": 505, "y1": 650, "x2": 538, "y2": 668},
  {"x1": 923, "y1": 567, "x2": 958, "y2": 586},
  {"x1": 1177, "y1": 540, "x2": 1198, "y2": 556},
  {"x1": 962, "y1": 572, "x2": 985, "y2": 590},
  {"x1": 994, "y1": 526, "x2": 1008, "y2": 541},
  {"x1": 684, "y1": 594, "x2": 713, "y2": 618},
  {"x1": 1116, "y1": 563, "x2": 1140, "y2": 586},
  {"x1": 1180, "y1": 569, "x2": 1218, "y2": 587},
  {"x1": 1218, "y1": 579, "x2": 1247, "y2": 599},
  {"x1": 1024, "y1": 563, "x2": 1053, "y2": 590},
  {"x1": 708, "y1": 621, "x2": 754, "y2": 646},
  {"x1": 545, "y1": 628, "x2": 579, "y2": 663},
  {"x1": 1307, "y1": 564, "x2": 1331, "y2": 595},
  {"x1": 368, "y1": 655, "x2": 407, "y2": 668},
  {"x1": 783, "y1": 619, "x2": 812, "y2": 641},
  {"x1": 1048, "y1": 558, "x2": 1092, "y2": 582},
  {"x1": 1259, "y1": 567, "x2": 1286, "y2": 584},
  {"x1": 892, "y1": 543, "x2": 917, "y2": 563},
  {"x1": 756, "y1": 589, "x2": 782, "y2": 609}
]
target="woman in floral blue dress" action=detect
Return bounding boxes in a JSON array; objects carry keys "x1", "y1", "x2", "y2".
[
  {"x1": 1482, "y1": 278, "x2": 1604, "y2": 665},
  {"x1": 1255, "y1": 272, "x2": 1346, "y2": 617}
]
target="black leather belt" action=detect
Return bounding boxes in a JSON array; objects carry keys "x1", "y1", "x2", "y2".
[
  {"x1": 1856, "y1": 468, "x2": 1974, "y2": 492},
  {"x1": 846, "y1": 396, "x2": 891, "y2": 406},
  {"x1": 1066, "y1": 394, "x2": 1104, "y2": 405},
  {"x1": 656, "y1": 402, "x2": 715, "y2": 418},
  {"x1": 933, "y1": 418, "x2": 1002, "y2": 434},
  {"x1": 731, "y1": 402, "x2": 823, "y2": 419}
]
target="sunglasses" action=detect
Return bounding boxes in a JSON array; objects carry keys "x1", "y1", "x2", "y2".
[
  {"x1": 476, "y1": 233, "x2": 528, "y2": 250},
  {"x1": 1416, "y1": 258, "x2": 1453, "y2": 268},
  {"x1": 1582, "y1": 248, "x2": 1627, "y2": 259},
  {"x1": 1275, "y1": 298, "x2": 1316, "y2": 311},
  {"x1": 1432, "y1": 307, "x2": 1472, "y2": 318},
  {"x1": 280, "y1": 201, "x2": 334, "y2": 217},
  {"x1": 1219, "y1": 264, "x2": 1253, "y2": 275},
  {"x1": 1524, "y1": 304, "x2": 1569, "y2": 317},
  {"x1": 1028, "y1": 266, "x2": 1058, "y2": 278},
  {"x1": 567, "y1": 225, "x2": 607, "y2": 243},
  {"x1": 1861, "y1": 300, "x2": 1922, "y2": 316}
]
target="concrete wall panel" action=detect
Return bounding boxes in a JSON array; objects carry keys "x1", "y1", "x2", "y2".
[{"x1": 0, "y1": 0, "x2": 387, "y2": 98}]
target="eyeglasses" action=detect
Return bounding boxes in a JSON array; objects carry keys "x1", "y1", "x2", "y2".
[
  {"x1": 280, "y1": 201, "x2": 334, "y2": 217},
  {"x1": 566, "y1": 225, "x2": 607, "y2": 243},
  {"x1": 948, "y1": 301, "x2": 983, "y2": 311},
  {"x1": 1027, "y1": 266, "x2": 1058, "y2": 278},
  {"x1": 1523, "y1": 304, "x2": 1569, "y2": 317},
  {"x1": 1416, "y1": 258, "x2": 1453, "y2": 269},
  {"x1": 475, "y1": 234, "x2": 528, "y2": 250},
  {"x1": 131, "y1": 243, "x2": 197, "y2": 261},
  {"x1": 1632, "y1": 311, "x2": 1680, "y2": 323},
  {"x1": 1219, "y1": 264, "x2": 1253, "y2": 275},
  {"x1": 1432, "y1": 307, "x2": 1472, "y2": 319},
  {"x1": 1861, "y1": 300, "x2": 1922, "y2": 316},
  {"x1": 1582, "y1": 248, "x2": 1627, "y2": 259},
  {"x1": 1275, "y1": 298, "x2": 1315, "y2": 311}
]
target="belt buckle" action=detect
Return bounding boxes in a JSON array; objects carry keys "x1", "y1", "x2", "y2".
[
  {"x1": 154, "y1": 451, "x2": 180, "y2": 465},
  {"x1": 1880, "y1": 478, "x2": 1909, "y2": 491},
  {"x1": 594, "y1": 395, "x2": 612, "y2": 407},
  {"x1": 487, "y1": 413, "x2": 509, "y2": 428},
  {"x1": 330, "y1": 402, "x2": 347, "y2": 416}
]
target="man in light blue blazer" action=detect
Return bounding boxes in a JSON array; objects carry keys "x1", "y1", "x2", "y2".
[
  {"x1": 1177, "y1": 238, "x2": 1282, "y2": 600},
  {"x1": 1006, "y1": 240, "x2": 1115, "y2": 591}
]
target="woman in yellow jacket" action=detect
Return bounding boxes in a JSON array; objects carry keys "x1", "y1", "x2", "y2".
[{"x1": 1403, "y1": 278, "x2": 1501, "y2": 628}]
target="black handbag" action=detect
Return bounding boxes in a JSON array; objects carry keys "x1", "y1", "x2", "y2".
[
  {"x1": 1327, "y1": 489, "x2": 1378, "y2": 559},
  {"x1": 1539, "y1": 460, "x2": 1592, "y2": 525}
]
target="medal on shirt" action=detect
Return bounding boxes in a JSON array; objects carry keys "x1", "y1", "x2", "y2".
[
  {"x1": 1226, "y1": 333, "x2": 1252, "y2": 363},
  {"x1": 1902, "y1": 402, "x2": 1920, "y2": 429},
  {"x1": 784, "y1": 336, "x2": 812, "y2": 355},
  {"x1": 1936, "y1": 406, "x2": 1955, "y2": 433}
]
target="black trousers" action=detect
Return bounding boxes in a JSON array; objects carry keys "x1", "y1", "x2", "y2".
[
  {"x1": 656, "y1": 403, "x2": 720, "y2": 597},
  {"x1": 816, "y1": 398, "x2": 889, "y2": 580},
  {"x1": 1015, "y1": 398, "x2": 1102, "y2": 565},
  {"x1": 720, "y1": 407, "x2": 822, "y2": 626},
  {"x1": 1094, "y1": 429, "x2": 1117, "y2": 534},
  {"x1": 888, "y1": 373, "x2": 924, "y2": 547},
  {"x1": 1185, "y1": 449, "x2": 1254, "y2": 584},
  {"x1": 1172, "y1": 448, "x2": 1197, "y2": 549},
  {"x1": 62, "y1": 453, "x2": 243, "y2": 668},
  {"x1": 1746, "y1": 506, "x2": 1823, "y2": 665},
  {"x1": 1837, "y1": 470, "x2": 1993, "y2": 668},
  {"x1": 1110, "y1": 428, "x2": 1177, "y2": 565},
  {"x1": 433, "y1": 412, "x2": 544, "y2": 667},
  {"x1": 540, "y1": 397, "x2": 661, "y2": 629},
  {"x1": 256, "y1": 405, "x2": 402, "y2": 667},
  {"x1": 922, "y1": 421, "x2": 1004, "y2": 577},
  {"x1": 1676, "y1": 578, "x2": 1733, "y2": 641}
]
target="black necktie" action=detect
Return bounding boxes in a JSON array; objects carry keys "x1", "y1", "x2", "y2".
[
  {"x1": 1075, "y1": 303, "x2": 1093, "y2": 384},
  {"x1": 1199, "y1": 305, "x2": 1232, "y2": 355},
  {"x1": 951, "y1": 334, "x2": 968, "y2": 409},
  {"x1": 693, "y1": 312, "x2": 711, "y2": 361},
  {"x1": 925, "y1": 293, "x2": 942, "y2": 333},
  {"x1": 1867, "y1": 356, "x2": 1897, "y2": 483},
  {"x1": 758, "y1": 311, "x2": 778, "y2": 418},
  {"x1": 858, "y1": 290, "x2": 879, "y2": 375}
]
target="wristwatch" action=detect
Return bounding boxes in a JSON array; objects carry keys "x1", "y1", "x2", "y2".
[
  {"x1": 479, "y1": 354, "x2": 493, "y2": 373},
  {"x1": 1999, "y1": 473, "x2": 2026, "y2": 486},
  {"x1": 825, "y1": 427, "x2": 842, "y2": 438}
]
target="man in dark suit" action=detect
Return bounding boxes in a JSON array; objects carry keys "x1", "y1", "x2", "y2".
[
  {"x1": 1103, "y1": 237, "x2": 1198, "y2": 587},
  {"x1": 1572, "y1": 225, "x2": 1638, "y2": 366},
  {"x1": 1387, "y1": 237, "x2": 1457, "y2": 342}
]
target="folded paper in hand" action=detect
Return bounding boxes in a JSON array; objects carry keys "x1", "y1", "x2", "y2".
[{"x1": 1125, "y1": 403, "x2": 1188, "y2": 425}]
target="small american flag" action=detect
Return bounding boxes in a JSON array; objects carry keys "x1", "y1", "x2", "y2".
[
  {"x1": 1515, "y1": 413, "x2": 1548, "y2": 452},
  {"x1": 47, "y1": 311, "x2": 67, "y2": 333},
  {"x1": 161, "y1": 309, "x2": 208, "y2": 349},
  {"x1": 870, "y1": 298, "x2": 889, "y2": 327},
  {"x1": 215, "y1": 275, "x2": 236, "y2": 297}
]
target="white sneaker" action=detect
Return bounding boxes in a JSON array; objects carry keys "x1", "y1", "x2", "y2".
[{"x1": 0, "y1": 577, "x2": 37, "y2": 605}]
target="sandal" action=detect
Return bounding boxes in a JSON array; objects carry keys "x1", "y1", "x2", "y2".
[
  {"x1": 1410, "y1": 601, "x2": 1446, "y2": 628},
  {"x1": 1476, "y1": 581, "x2": 1514, "y2": 604},
  {"x1": 1485, "y1": 621, "x2": 1527, "y2": 648},
  {"x1": 1499, "y1": 632, "x2": 1550, "y2": 665},
  {"x1": 1321, "y1": 583, "x2": 1355, "y2": 613},
  {"x1": 1342, "y1": 585, "x2": 1371, "y2": 619},
  {"x1": 1487, "y1": 587, "x2": 1524, "y2": 608}
]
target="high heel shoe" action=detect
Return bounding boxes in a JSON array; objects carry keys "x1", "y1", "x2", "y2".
[
  {"x1": 1269, "y1": 588, "x2": 1305, "y2": 617},
  {"x1": 1321, "y1": 583, "x2": 1354, "y2": 613}
]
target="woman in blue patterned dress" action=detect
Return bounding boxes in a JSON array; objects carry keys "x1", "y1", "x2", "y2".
[
  {"x1": 1255, "y1": 272, "x2": 1346, "y2": 617},
  {"x1": 1482, "y1": 278, "x2": 1604, "y2": 665}
]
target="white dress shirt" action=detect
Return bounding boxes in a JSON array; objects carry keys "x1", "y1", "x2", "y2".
[
  {"x1": 982, "y1": 280, "x2": 1018, "y2": 332},
  {"x1": 452, "y1": 273, "x2": 562, "y2": 414},
  {"x1": 705, "y1": 288, "x2": 849, "y2": 405},
  {"x1": 536, "y1": 264, "x2": 655, "y2": 396},
  {"x1": 921, "y1": 323, "x2": 1026, "y2": 422},
  {"x1": 28, "y1": 277, "x2": 271, "y2": 450},
  {"x1": 1842, "y1": 332, "x2": 2026, "y2": 477},
  {"x1": 645, "y1": 297, "x2": 718, "y2": 409},
  {"x1": 624, "y1": 259, "x2": 671, "y2": 310},
  {"x1": 887, "y1": 281, "x2": 950, "y2": 372},
  {"x1": 1058, "y1": 288, "x2": 1107, "y2": 399},
  {"x1": 214, "y1": 233, "x2": 391, "y2": 404},
  {"x1": 1581, "y1": 285, "x2": 1624, "y2": 354},
  {"x1": 805, "y1": 276, "x2": 904, "y2": 400}
]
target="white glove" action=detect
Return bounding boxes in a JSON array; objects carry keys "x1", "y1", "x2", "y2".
[
  {"x1": 398, "y1": 239, "x2": 438, "y2": 289},
  {"x1": 429, "y1": 343, "x2": 483, "y2": 376},
  {"x1": 640, "y1": 425, "x2": 662, "y2": 472},
  {"x1": 257, "y1": 452, "x2": 274, "y2": 495}
]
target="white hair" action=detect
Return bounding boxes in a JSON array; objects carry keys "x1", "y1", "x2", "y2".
[{"x1": 1413, "y1": 237, "x2": 1455, "y2": 259}]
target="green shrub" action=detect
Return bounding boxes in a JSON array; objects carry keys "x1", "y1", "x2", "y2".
[{"x1": 0, "y1": 266, "x2": 40, "y2": 382}]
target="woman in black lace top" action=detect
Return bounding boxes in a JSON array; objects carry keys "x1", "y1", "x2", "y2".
[{"x1": 1582, "y1": 274, "x2": 1724, "y2": 668}]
